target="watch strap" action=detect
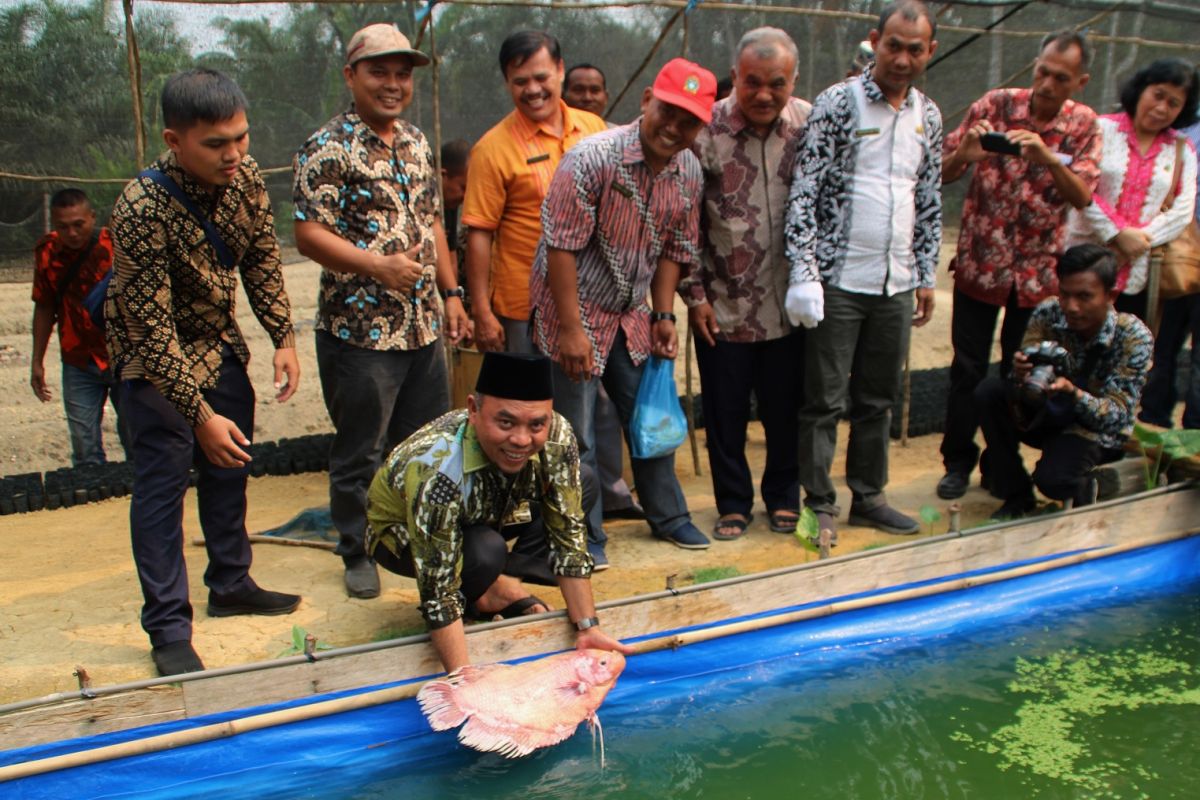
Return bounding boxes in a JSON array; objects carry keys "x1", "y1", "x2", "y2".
[{"x1": 573, "y1": 616, "x2": 601, "y2": 632}]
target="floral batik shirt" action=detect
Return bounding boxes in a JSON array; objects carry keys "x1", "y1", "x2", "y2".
[{"x1": 293, "y1": 108, "x2": 443, "y2": 350}]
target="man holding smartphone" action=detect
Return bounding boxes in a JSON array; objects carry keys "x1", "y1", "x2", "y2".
[{"x1": 936, "y1": 29, "x2": 1102, "y2": 501}]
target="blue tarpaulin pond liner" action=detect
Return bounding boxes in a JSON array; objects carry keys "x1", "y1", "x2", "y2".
[{"x1": 2, "y1": 535, "x2": 1198, "y2": 799}]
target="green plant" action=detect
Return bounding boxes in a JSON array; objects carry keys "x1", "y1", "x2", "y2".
[
  {"x1": 919, "y1": 504, "x2": 942, "y2": 535},
  {"x1": 277, "y1": 625, "x2": 334, "y2": 658},
  {"x1": 372, "y1": 623, "x2": 427, "y2": 642},
  {"x1": 1132, "y1": 424, "x2": 1200, "y2": 489},
  {"x1": 691, "y1": 565, "x2": 742, "y2": 584},
  {"x1": 793, "y1": 506, "x2": 819, "y2": 553}
]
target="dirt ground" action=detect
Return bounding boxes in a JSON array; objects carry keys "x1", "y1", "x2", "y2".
[{"x1": 0, "y1": 246, "x2": 1010, "y2": 704}]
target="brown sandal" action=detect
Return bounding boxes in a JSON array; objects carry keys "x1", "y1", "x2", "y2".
[
  {"x1": 768, "y1": 509, "x2": 801, "y2": 533},
  {"x1": 713, "y1": 514, "x2": 753, "y2": 541}
]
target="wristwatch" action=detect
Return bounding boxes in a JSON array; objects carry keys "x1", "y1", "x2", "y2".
[
  {"x1": 650, "y1": 311, "x2": 676, "y2": 323},
  {"x1": 442, "y1": 287, "x2": 465, "y2": 300},
  {"x1": 573, "y1": 616, "x2": 601, "y2": 632}
]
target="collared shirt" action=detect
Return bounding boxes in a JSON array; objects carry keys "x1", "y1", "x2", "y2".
[
  {"x1": 365, "y1": 409, "x2": 592, "y2": 629},
  {"x1": 948, "y1": 88, "x2": 1102, "y2": 308},
  {"x1": 785, "y1": 69, "x2": 943, "y2": 294},
  {"x1": 681, "y1": 95, "x2": 811, "y2": 341},
  {"x1": 530, "y1": 121, "x2": 702, "y2": 374},
  {"x1": 1186, "y1": 120, "x2": 1200, "y2": 223},
  {"x1": 32, "y1": 228, "x2": 113, "y2": 370},
  {"x1": 461, "y1": 102, "x2": 607, "y2": 321},
  {"x1": 292, "y1": 108, "x2": 443, "y2": 351},
  {"x1": 1022, "y1": 298, "x2": 1152, "y2": 450},
  {"x1": 106, "y1": 153, "x2": 294, "y2": 427},
  {"x1": 1067, "y1": 113, "x2": 1198, "y2": 294}
]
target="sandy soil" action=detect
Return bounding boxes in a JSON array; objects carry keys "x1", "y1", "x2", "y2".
[{"x1": 1, "y1": 243, "x2": 1005, "y2": 704}]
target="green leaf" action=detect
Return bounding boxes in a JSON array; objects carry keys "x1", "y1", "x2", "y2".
[
  {"x1": 793, "y1": 507, "x2": 820, "y2": 552},
  {"x1": 919, "y1": 505, "x2": 942, "y2": 524},
  {"x1": 1132, "y1": 423, "x2": 1164, "y2": 446},
  {"x1": 291, "y1": 625, "x2": 306, "y2": 653}
]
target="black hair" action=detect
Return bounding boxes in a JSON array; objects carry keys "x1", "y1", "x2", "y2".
[
  {"x1": 565, "y1": 62, "x2": 607, "y2": 91},
  {"x1": 161, "y1": 68, "x2": 248, "y2": 131},
  {"x1": 716, "y1": 76, "x2": 733, "y2": 99},
  {"x1": 441, "y1": 139, "x2": 471, "y2": 174},
  {"x1": 1056, "y1": 244, "x2": 1117, "y2": 291},
  {"x1": 1118, "y1": 58, "x2": 1200, "y2": 130},
  {"x1": 1039, "y1": 29, "x2": 1093, "y2": 70},
  {"x1": 877, "y1": 1, "x2": 937, "y2": 40},
  {"x1": 50, "y1": 188, "x2": 91, "y2": 210},
  {"x1": 498, "y1": 31, "x2": 561, "y2": 78}
]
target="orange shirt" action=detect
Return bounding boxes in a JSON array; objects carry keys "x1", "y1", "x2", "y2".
[
  {"x1": 462, "y1": 101, "x2": 605, "y2": 320},
  {"x1": 31, "y1": 228, "x2": 113, "y2": 370}
]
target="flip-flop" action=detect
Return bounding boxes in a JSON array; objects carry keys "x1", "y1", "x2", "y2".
[
  {"x1": 713, "y1": 514, "x2": 753, "y2": 541},
  {"x1": 466, "y1": 595, "x2": 550, "y2": 622},
  {"x1": 768, "y1": 509, "x2": 801, "y2": 533}
]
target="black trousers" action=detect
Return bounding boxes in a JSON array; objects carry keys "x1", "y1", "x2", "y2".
[
  {"x1": 1141, "y1": 293, "x2": 1200, "y2": 428},
  {"x1": 373, "y1": 465, "x2": 598, "y2": 603},
  {"x1": 975, "y1": 376, "x2": 1122, "y2": 506},
  {"x1": 941, "y1": 286, "x2": 1033, "y2": 474},
  {"x1": 121, "y1": 347, "x2": 256, "y2": 648},
  {"x1": 694, "y1": 331, "x2": 804, "y2": 517}
]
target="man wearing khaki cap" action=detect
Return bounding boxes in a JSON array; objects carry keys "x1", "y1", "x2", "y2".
[{"x1": 293, "y1": 23, "x2": 470, "y2": 599}]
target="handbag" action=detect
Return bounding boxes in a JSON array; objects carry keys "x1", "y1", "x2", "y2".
[{"x1": 1149, "y1": 138, "x2": 1200, "y2": 300}]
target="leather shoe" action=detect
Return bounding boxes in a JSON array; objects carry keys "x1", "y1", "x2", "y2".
[
  {"x1": 208, "y1": 585, "x2": 301, "y2": 617},
  {"x1": 152, "y1": 641, "x2": 205, "y2": 677},
  {"x1": 654, "y1": 521, "x2": 711, "y2": 550},
  {"x1": 936, "y1": 470, "x2": 969, "y2": 500},
  {"x1": 344, "y1": 558, "x2": 381, "y2": 599},
  {"x1": 990, "y1": 494, "x2": 1037, "y2": 521},
  {"x1": 848, "y1": 503, "x2": 920, "y2": 535}
]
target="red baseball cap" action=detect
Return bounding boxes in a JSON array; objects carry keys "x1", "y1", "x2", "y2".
[{"x1": 651, "y1": 58, "x2": 717, "y2": 124}]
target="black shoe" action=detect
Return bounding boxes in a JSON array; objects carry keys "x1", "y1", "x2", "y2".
[
  {"x1": 848, "y1": 503, "x2": 920, "y2": 535},
  {"x1": 990, "y1": 495, "x2": 1037, "y2": 521},
  {"x1": 936, "y1": 470, "x2": 969, "y2": 500},
  {"x1": 208, "y1": 585, "x2": 301, "y2": 617},
  {"x1": 602, "y1": 503, "x2": 646, "y2": 521},
  {"x1": 344, "y1": 558, "x2": 381, "y2": 599},
  {"x1": 152, "y1": 641, "x2": 205, "y2": 676}
]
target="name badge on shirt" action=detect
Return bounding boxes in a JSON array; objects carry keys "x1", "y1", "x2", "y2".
[
  {"x1": 855, "y1": 127, "x2": 881, "y2": 137},
  {"x1": 526, "y1": 153, "x2": 550, "y2": 165},
  {"x1": 613, "y1": 183, "x2": 634, "y2": 199},
  {"x1": 502, "y1": 501, "x2": 533, "y2": 527}
]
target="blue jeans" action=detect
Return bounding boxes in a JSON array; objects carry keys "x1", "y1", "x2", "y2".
[
  {"x1": 550, "y1": 329, "x2": 691, "y2": 547},
  {"x1": 62, "y1": 361, "x2": 127, "y2": 467}
]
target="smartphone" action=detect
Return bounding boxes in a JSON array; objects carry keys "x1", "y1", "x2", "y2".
[{"x1": 981, "y1": 131, "x2": 1022, "y2": 157}]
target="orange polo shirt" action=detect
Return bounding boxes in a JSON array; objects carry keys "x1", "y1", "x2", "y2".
[{"x1": 462, "y1": 101, "x2": 605, "y2": 320}]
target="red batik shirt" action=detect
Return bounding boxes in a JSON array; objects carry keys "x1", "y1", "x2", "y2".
[
  {"x1": 31, "y1": 228, "x2": 113, "y2": 370},
  {"x1": 947, "y1": 88, "x2": 1101, "y2": 308}
]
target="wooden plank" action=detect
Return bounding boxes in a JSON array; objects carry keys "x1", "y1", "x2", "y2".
[
  {"x1": 0, "y1": 687, "x2": 184, "y2": 751},
  {"x1": 8, "y1": 485, "x2": 1200, "y2": 749}
]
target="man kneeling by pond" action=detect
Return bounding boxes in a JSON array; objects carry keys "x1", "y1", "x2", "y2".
[{"x1": 365, "y1": 352, "x2": 631, "y2": 672}]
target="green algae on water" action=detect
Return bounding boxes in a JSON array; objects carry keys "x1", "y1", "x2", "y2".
[{"x1": 952, "y1": 629, "x2": 1200, "y2": 793}]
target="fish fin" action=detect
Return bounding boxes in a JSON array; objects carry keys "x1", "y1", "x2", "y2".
[
  {"x1": 417, "y1": 680, "x2": 468, "y2": 731},
  {"x1": 457, "y1": 715, "x2": 581, "y2": 759}
]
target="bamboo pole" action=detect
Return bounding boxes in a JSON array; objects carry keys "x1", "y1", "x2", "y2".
[
  {"x1": 606, "y1": 6, "x2": 684, "y2": 118},
  {"x1": 0, "y1": 529, "x2": 1188, "y2": 784},
  {"x1": 121, "y1": 0, "x2": 147, "y2": 170},
  {"x1": 192, "y1": 535, "x2": 336, "y2": 551},
  {"x1": 684, "y1": 327, "x2": 701, "y2": 476}
]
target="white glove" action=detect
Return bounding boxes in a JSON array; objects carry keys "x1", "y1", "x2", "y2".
[{"x1": 785, "y1": 282, "x2": 824, "y2": 329}]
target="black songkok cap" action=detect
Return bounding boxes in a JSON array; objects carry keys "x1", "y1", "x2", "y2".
[{"x1": 475, "y1": 352, "x2": 554, "y2": 401}]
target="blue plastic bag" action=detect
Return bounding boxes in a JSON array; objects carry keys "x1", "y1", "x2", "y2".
[{"x1": 629, "y1": 357, "x2": 687, "y2": 459}]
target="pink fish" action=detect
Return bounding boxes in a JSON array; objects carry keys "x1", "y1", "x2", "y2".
[{"x1": 417, "y1": 649, "x2": 626, "y2": 759}]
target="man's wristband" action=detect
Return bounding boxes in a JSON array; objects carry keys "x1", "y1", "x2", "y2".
[
  {"x1": 573, "y1": 616, "x2": 601, "y2": 632},
  {"x1": 650, "y1": 311, "x2": 676, "y2": 324}
]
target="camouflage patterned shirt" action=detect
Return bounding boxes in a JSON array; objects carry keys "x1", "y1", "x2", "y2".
[{"x1": 366, "y1": 409, "x2": 593, "y2": 629}]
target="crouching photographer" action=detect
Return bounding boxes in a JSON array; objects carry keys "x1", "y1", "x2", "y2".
[{"x1": 975, "y1": 244, "x2": 1153, "y2": 519}]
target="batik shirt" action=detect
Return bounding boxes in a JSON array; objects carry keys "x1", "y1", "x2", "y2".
[
  {"x1": 784, "y1": 69, "x2": 943, "y2": 292},
  {"x1": 681, "y1": 95, "x2": 811, "y2": 342},
  {"x1": 948, "y1": 88, "x2": 1101, "y2": 308},
  {"x1": 366, "y1": 409, "x2": 593, "y2": 629},
  {"x1": 106, "y1": 153, "x2": 295, "y2": 427},
  {"x1": 293, "y1": 108, "x2": 443, "y2": 350},
  {"x1": 1022, "y1": 298, "x2": 1152, "y2": 450},
  {"x1": 32, "y1": 228, "x2": 113, "y2": 370},
  {"x1": 530, "y1": 121, "x2": 702, "y2": 374}
]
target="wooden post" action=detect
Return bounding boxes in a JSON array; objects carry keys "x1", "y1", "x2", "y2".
[
  {"x1": 42, "y1": 192, "x2": 50, "y2": 235},
  {"x1": 900, "y1": 352, "x2": 911, "y2": 447},
  {"x1": 684, "y1": 327, "x2": 702, "y2": 476},
  {"x1": 121, "y1": 0, "x2": 146, "y2": 170}
]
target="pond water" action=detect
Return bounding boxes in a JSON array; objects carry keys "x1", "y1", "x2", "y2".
[{"x1": 303, "y1": 579, "x2": 1200, "y2": 800}]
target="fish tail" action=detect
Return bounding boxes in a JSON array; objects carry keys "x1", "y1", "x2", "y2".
[{"x1": 416, "y1": 680, "x2": 468, "y2": 731}]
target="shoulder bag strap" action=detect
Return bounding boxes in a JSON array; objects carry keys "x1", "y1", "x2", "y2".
[
  {"x1": 1159, "y1": 138, "x2": 1186, "y2": 213},
  {"x1": 138, "y1": 168, "x2": 237, "y2": 268}
]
